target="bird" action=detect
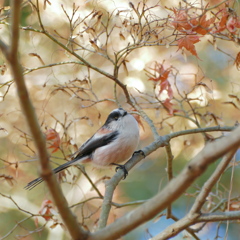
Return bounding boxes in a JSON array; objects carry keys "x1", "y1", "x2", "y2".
[{"x1": 24, "y1": 108, "x2": 140, "y2": 190}]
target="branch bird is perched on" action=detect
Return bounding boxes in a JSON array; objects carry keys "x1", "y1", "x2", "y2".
[{"x1": 25, "y1": 108, "x2": 140, "y2": 190}]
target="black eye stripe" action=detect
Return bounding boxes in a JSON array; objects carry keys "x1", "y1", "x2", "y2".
[{"x1": 104, "y1": 109, "x2": 128, "y2": 125}]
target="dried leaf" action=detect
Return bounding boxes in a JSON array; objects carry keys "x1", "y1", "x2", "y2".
[
  {"x1": 0, "y1": 63, "x2": 7, "y2": 75},
  {"x1": 89, "y1": 39, "x2": 99, "y2": 51},
  {"x1": 222, "y1": 101, "x2": 239, "y2": 109},
  {"x1": 228, "y1": 94, "x2": 240, "y2": 101},
  {"x1": 172, "y1": 9, "x2": 191, "y2": 31},
  {"x1": 235, "y1": 52, "x2": 240, "y2": 70},
  {"x1": 34, "y1": 217, "x2": 39, "y2": 228},
  {"x1": 192, "y1": 15, "x2": 215, "y2": 35},
  {"x1": 162, "y1": 98, "x2": 174, "y2": 115},
  {"x1": 39, "y1": 199, "x2": 56, "y2": 221},
  {"x1": 197, "y1": 82, "x2": 212, "y2": 93},
  {"x1": 50, "y1": 223, "x2": 59, "y2": 229},
  {"x1": 28, "y1": 53, "x2": 45, "y2": 65},
  {"x1": 122, "y1": 59, "x2": 129, "y2": 76},
  {"x1": 148, "y1": 62, "x2": 173, "y2": 99},
  {"x1": 177, "y1": 35, "x2": 201, "y2": 57},
  {"x1": 119, "y1": 31, "x2": 125, "y2": 41},
  {"x1": 229, "y1": 201, "x2": 240, "y2": 211},
  {"x1": 0, "y1": 174, "x2": 15, "y2": 186},
  {"x1": 45, "y1": 129, "x2": 61, "y2": 153}
]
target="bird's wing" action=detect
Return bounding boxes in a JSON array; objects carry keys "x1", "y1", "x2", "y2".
[
  {"x1": 24, "y1": 130, "x2": 119, "y2": 190},
  {"x1": 73, "y1": 130, "x2": 119, "y2": 161}
]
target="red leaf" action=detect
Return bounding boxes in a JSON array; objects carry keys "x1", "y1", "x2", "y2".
[
  {"x1": 148, "y1": 63, "x2": 173, "y2": 99},
  {"x1": 214, "y1": 9, "x2": 229, "y2": 33},
  {"x1": 149, "y1": 63, "x2": 170, "y2": 82},
  {"x1": 172, "y1": 9, "x2": 192, "y2": 31},
  {"x1": 226, "y1": 15, "x2": 240, "y2": 33},
  {"x1": 177, "y1": 35, "x2": 200, "y2": 56},
  {"x1": 192, "y1": 15, "x2": 215, "y2": 35},
  {"x1": 159, "y1": 79, "x2": 173, "y2": 99},
  {"x1": 39, "y1": 200, "x2": 54, "y2": 221},
  {"x1": 45, "y1": 129, "x2": 60, "y2": 153},
  {"x1": 162, "y1": 98, "x2": 175, "y2": 115}
]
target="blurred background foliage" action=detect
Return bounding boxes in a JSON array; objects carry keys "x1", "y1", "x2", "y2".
[{"x1": 1, "y1": 0, "x2": 240, "y2": 239}]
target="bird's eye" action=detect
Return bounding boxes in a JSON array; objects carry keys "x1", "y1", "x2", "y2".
[{"x1": 114, "y1": 116, "x2": 119, "y2": 120}]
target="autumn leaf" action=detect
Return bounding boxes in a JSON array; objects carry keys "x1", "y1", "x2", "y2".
[
  {"x1": 148, "y1": 63, "x2": 173, "y2": 99},
  {"x1": 228, "y1": 93, "x2": 240, "y2": 101},
  {"x1": 177, "y1": 35, "x2": 200, "y2": 57},
  {"x1": 45, "y1": 128, "x2": 60, "y2": 153},
  {"x1": 214, "y1": 9, "x2": 229, "y2": 33},
  {"x1": 172, "y1": 9, "x2": 192, "y2": 31},
  {"x1": 0, "y1": 174, "x2": 15, "y2": 186},
  {"x1": 222, "y1": 101, "x2": 239, "y2": 109},
  {"x1": 39, "y1": 200, "x2": 55, "y2": 221},
  {"x1": 214, "y1": 8, "x2": 240, "y2": 33},
  {"x1": 228, "y1": 201, "x2": 240, "y2": 211},
  {"x1": 172, "y1": 8, "x2": 215, "y2": 35},
  {"x1": 148, "y1": 63, "x2": 170, "y2": 82},
  {"x1": 162, "y1": 98, "x2": 177, "y2": 115},
  {"x1": 235, "y1": 52, "x2": 240, "y2": 70},
  {"x1": 226, "y1": 15, "x2": 240, "y2": 33},
  {"x1": 192, "y1": 15, "x2": 215, "y2": 35}
]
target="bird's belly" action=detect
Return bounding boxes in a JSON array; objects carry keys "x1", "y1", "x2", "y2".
[{"x1": 91, "y1": 137, "x2": 138, "y2": 167}]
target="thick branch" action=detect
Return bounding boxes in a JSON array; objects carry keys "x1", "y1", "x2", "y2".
[
  {"x1": 152, "y1": 149, "x2": 237, "y2": 240},
  {"x1": 88, "y1": 125, "x2": 240, "y2": 240},
  {"x1": 0, "y1": 1, "x2": 87, "y2": 239},
  {"x1": 96, "y1": 126, "x2": 234, "y2": 232}
]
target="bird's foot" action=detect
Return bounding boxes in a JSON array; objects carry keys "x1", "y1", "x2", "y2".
[
  {"x1": 111, "y1": 163, "x2": 128, "y2": 179},
  {"x1": 132, "y1": 149, "x2": 145, "y2": 158}
]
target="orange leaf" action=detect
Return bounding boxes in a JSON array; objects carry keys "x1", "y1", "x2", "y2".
[
  {"x1": 172, "y1": 9, "x2": 192, "y2": 31},
  {"x1": 235, "y1": 52, "x2": 240, "y2": 70},
  {"x1": 177, "y1": 35, "x2": 200, "y2": 56},
  {"x1": 45, "y1": 129, "x2": 60, "y2": 153},
  {"x1": 34, "y1": 217, "x2": 39, "y2": 228},
  {"x1": 148, "y1": 62, "x2": 173, "y2": 99},
  {"x1": 214, "y1": 9, "x2": 229, "y2": 33},
  {"x1": 162, "y1": 98, "x2": 174, "y2": 115},
  {"x1": 192, "y1": 15, "x2": 215, "y2": 35},
  {"x1": 226, "y1": 15, "x2": 240, "y2": 33},
  {"x1": 149, "y1": 63, "x2": 170, "y2": 82},
  {"x1": 159, "y1": 79, "x2": 173, "y2": 99},
  {"x1": 39, "y1": 200, "x2": 55, "y2": 221},
  {"x1": 229, "y1": 201, "x2": 240, "y2": 211}
]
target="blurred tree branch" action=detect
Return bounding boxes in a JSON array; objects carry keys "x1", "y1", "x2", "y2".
[{"x1": 0, "y1": 1, "x2": 87, "y2": 239}]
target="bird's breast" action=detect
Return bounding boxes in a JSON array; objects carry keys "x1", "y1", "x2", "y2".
[{"x1": 91, "y1": 131, "x2": 139, "y2": 167}]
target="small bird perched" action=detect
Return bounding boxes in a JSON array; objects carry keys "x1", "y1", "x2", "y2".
[{"x1": 25, "y1": 108, "x2": 140, "y2": 190}]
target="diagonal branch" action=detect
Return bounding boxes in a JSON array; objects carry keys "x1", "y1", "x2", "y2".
[
  {"x1": 88, "y1": 125, "x2": 240, "y2": 240},
  {"x1": 0, "y1": 1, "x2": 87, "y2": 239},
  {"x1": 96, "y1": 126, "x2": 234, "y2": 231},
  {"x1": 152, "y1": 149, "x2": 237, "y2": 240}
]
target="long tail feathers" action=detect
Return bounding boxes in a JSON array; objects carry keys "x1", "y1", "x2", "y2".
[{"x1": 24, "y1": 161, "x2": 73, "y2": 190}]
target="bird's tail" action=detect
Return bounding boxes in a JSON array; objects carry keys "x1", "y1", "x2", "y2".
[{"x1": 24, "y1": 160, "x2": 73, "y2": 190}]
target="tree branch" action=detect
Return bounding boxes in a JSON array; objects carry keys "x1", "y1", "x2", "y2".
[
  {"x1": 88, "y1": 125, "x2": 240, "y2": 240},
  {"x1": 0, "y1": 1, "x2": 87, "y2": 239},
  {"x1": 152, "y1": 149, "x2": 237, "y2": 240}
]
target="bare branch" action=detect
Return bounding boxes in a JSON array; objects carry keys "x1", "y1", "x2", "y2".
[
  {"x1": 0, "y1": 1, "x2": 87, "y2": 239},
  {"x1": 89, "y1": 125, "x2": 240, "y2": 240}
]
